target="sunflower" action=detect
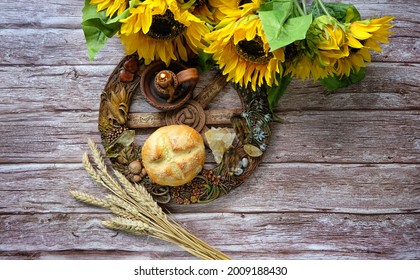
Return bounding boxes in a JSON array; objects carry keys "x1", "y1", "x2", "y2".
[
  {"x1": 178, "y1": 0, "x2": 224, "y2": 24},
  {"x1": 285, "y1": 53, "x2": 335, "y2": 81},
  {"x1": 329, "y1": 16, "x2": 394, "y2": 78},
  {"x1": 209, "y1": 0, "x2": 261, "y2": 19},
  {"x1": 306, "y1": 16, "x2": 350, "y2": 67},
  {"x1": 90, "y1": 0, "x2": 128, "y2": 17},
  {"x1": 119, "y1": 0, "x2": 209, "y2": 66},
  {"x1": 347, "y1": 16, "x2": 395, "y2": 53},
  {"x1": 205, "y1": 0, "x2": 284, "y2": 90},
  {"x1": 286, "y1": 16, "x2": 348, "y2": 80},
  {"x1": 332, "y1": 47, "x2": 371, "y2": 77}
]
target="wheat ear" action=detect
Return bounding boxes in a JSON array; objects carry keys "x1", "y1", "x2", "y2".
[
  {"x1": 73, "y1": 139, "x2": 231, "y2": 260},
  {"x1": 70, "y1": 190, "x2": 110, "y2": 209}
]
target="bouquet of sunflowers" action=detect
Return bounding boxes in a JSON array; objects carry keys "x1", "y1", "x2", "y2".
[{"x1": 82, "y1": 0, "x2": 393, "y2": 110}]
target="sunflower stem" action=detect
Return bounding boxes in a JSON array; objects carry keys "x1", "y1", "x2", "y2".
[
  {"x1": 316, "y1": 0, "x2": 331, "y2": 17},
  {"x1": 293, "y1": 0, "x2": 305, "y2": 16},
  {"x1": 302, "y1": 0, "x2": 307, "y2": 15}
]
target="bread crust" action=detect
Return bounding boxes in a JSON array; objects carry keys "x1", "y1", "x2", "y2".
[{"x1": 141, "y1": 125, "x2": 205, "y2": 186}]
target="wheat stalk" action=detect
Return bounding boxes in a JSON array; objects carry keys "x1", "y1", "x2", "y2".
[{"x1": 71, "y1": 139, "x2": 231, "y2": 260}]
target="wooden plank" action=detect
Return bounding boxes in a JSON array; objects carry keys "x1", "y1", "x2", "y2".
[
  {"x1": 0, "y1": 212, "x2": 418, "y2": 259},
  {"x1": 0, "y1": 1, "x2": 82, "y2": 29},
  {"x1": 0, "y1": 163, "x2": 418, "y2": 214},
  {"x1": 0, "y1": 29, "x2": 124, "y2": 66},
  {"x1": 1, "y1": 109, "x2": 418, "y2": 164},
  {"x1": 0, "y1": 28, "x2": 417, "y2": 66},
  {"x1": 0, "y1": 63, "x2": 418, "y2": 115},
  {"x1": 269, "y1": 110, "x2": 420, "y2": 164},
  {"x1": 2, "y1": 0, "x2": 417, "y2": 29}
]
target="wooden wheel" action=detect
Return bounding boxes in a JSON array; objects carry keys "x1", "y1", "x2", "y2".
[{"x1": 98, "y1": 55, "x2": 272, "y2": 204}]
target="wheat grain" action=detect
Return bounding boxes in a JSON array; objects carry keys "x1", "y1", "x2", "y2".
[
  {"x1": 134, "y1": 183, "x2": 167, "y2": 219},
  {"x1": 70, "y1": 190, "x2": 110, "y2": 209},
  {"x1": 114, "y1": 170, "x2": 166, "y2": 219},
  {"x1": 114, "y1": 170, "x2": 144, "y2": 204},
  {"x1": 102, "y1": 217, "x2": 157, "y2": 236},
  {"x1": 106, "y1": 194, "x2": 145, "y2": 219},
  {"x1": 82, "y1": 152, "x2": 102, "y2": 184},
  {"x1": 102, "y1": 220, "x2": 147, "y2": 235},
  {"x1": 87, "y1": 139, "x2": 107, "y2": 171},
  {"x1": 109, "y1": 205, "x2": 139, "y2": 220}
]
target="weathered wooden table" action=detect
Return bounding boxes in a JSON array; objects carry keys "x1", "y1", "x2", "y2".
[{"x1": 0, "y1": 0, "x2": 419, "y2": 259}]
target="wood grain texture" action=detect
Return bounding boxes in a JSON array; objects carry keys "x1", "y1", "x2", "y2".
[
  {"x1": 0, "y1": 0, "x2": 419, "y2": 259},
  {"x1": 0, "y1": 213, "x2": 418, "y2": 259}
]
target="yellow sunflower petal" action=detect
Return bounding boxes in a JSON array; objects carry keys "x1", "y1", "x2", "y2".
[
  {"x1": 175, "y1": 37, "x2": 188, "y2": 61},
  {"x1": 350, "y1": 53, "x2": 366, "y2": 68},
  {"x1": 347, "y1": 34, "x2": 364, "y2": 49},
  {"x1": 364, "y1": 39, "x2": 382, "y2": 53},
  {"x1": 141, "y1": 8, "x2": 152, "y2": 34},
  {"x1": 350, "y1": 23, "x2": 373, "y2": 40},
  {"x1": 371, "y1": 16, "x2": 395, "y2": 25},
  {"x1": 359, "y1": 48, "x2": 372, "y2": 62}
]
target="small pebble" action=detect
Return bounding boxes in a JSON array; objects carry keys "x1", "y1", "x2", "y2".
[
  {"x1": 234, "y1": 168, "x2": 244, "y2": 176},
  {"x1": 241, "y1": 157, "x2": 249, "y2": 168}
]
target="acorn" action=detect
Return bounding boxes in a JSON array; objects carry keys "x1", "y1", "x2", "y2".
[
  {"x1": 132, "y1": 175, "x2": 142, "y2": 183},
  {"x1": 128, "y1": 160, "x2": 142, "y2": 175}
]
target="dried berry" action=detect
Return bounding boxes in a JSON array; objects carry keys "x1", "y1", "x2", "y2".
[
  {"x1": 123, "y1": 58, "x2": 138, "y2": 73},
  {"x1": 119, "y1": 69, "x2": 134, "y2": 82}
]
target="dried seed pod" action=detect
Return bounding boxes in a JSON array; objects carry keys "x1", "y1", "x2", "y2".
[{"x1": 243, "y1": 144, "x2": 263, "y2": 158}]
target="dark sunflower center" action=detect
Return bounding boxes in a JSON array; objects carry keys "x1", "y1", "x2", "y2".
[
  {"x1": 238, "y1": 0, "x2": 252, "y2": 6},
  {"x1": 235, "y1": 37, "x2": 273, "y2": 64},
  {"x1": 147, "y1": 10, "x2": 186, "y2": 40},
  {"x1": 193, "y1": 0, "x2": 206, "y2": 8}
]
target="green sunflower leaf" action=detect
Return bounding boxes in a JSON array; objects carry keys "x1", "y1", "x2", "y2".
[
  {"x1": 320, "y1": 68, "x2": 366, "y2": 91},
  {"x1": 81, "y1": 0, "x2": 128, "y2": 60},
  {"x1": 259, "y1": 1, "x2": 313, "y2": 51}
]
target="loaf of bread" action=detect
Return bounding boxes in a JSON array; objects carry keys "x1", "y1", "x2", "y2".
[{"x1": 141, "y1": 125, "x2": 206, "y2": 186}]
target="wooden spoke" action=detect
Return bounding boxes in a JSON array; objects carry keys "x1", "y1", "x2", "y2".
[
  {"x1": 128, "y1": 108, "x2": 242, "y2": 129},
  {"x1": 128, "y1": 112, "x2": 166, "y2": 128}
]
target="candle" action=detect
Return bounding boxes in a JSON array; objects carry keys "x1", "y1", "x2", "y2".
[{"x1": 156, "y1": 70, "x2": 173, "y2": 88}]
